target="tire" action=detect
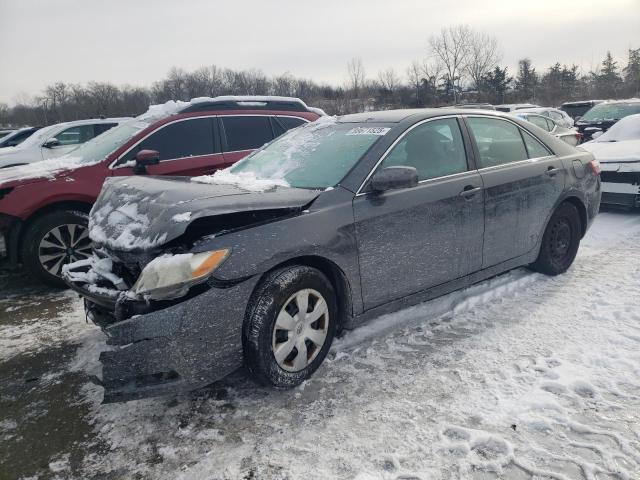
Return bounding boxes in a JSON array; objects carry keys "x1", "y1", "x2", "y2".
[
  {"x1": 21, "y1": 210, "x2": 92, "y2": 288},
  {"x1": 531, "y1": 202, "x2": 581, "y2": 276},
  {"x1": 243, "y1": 265, "x2": 338, "y2": 388}
]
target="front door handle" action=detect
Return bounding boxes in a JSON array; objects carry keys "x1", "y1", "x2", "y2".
[
  {"x1": 459, "y1": 185, "x2": 482, "y2": 198},
  {"x1": 546, "y1": 166, "x2": 560, "y2": 177}
]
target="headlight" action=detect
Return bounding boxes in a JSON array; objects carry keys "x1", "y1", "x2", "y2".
[{"x1": 132, "y1": 249, "x2": 230, "y2": 300}]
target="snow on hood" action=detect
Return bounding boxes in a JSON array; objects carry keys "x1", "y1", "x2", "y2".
[
  {"x1": 89, "y1": 176, "x2": 320, "y2": 251},
  {"x1": 580, "y1": 139, "x2": 640, "y2": 169},
  {"x1": 0, "y1": 156, "x2": 84, "y2": 186},
  {"x1": 191, "y1": 169, "x2": 290, "y2": 192}
]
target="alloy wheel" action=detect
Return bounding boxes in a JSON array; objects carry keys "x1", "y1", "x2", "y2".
[
  {"x1": 272, "y1": 288, "x2": 329, "y2": 372},
  {"x1": 38, "y1": 223, "x2": 92, "y2": 277}
]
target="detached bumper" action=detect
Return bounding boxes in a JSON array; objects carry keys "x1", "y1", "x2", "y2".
[
  {"x1": 600, "y1": 170, "x2": 640, "y2": 208},
  {"x1": 72, "y1": 276, "x2": 259, "y2": 403}
]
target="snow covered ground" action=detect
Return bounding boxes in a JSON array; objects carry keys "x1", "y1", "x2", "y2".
[{"x1": 1, "y1": 210, "x2": 640, "y2": 480}]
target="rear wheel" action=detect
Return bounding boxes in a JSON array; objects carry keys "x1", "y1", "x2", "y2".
[
  {"x1": 243, "y1": 266, "x2": 337, "y2": 388},
  {"x1": 21, "y1": 210, "x2": 92, "y2": 288},
  {"x1": 531, "y1": 202, "x2": 581, "y2": 276}
]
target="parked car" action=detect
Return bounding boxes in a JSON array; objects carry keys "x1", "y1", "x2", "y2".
[
  {"x1": 494, "y1": 103, "x2": 539, "y2": 112},
  {"x1": 0, "y1": 118, "x2": 128, "y2": 168},
  {"x1": 516, "y1": 107, "x2": 574, "y2": 128},
  {"x1": 580, "y1": 113, "x2": 640, "y2": 208},
  {"x1": 0, "y1": 96, "x2": 322, "y2": 287},
  {"x1": 0, "y1": 126, "x2": 42, "y2": 149},
  {"x1": 560, "y1": 100, "x2": 604, "y2": 120},
  {"x1": 575, "y1": 99, "x2": 640, "y2": 142},
  {"x1": 63, "y1": 109, "x2": 601, "y2": 403},
  {"x1": 0, "y1": 129, "x2": 15, "y2": 139},
  {"x1": 512, "y1": 112, "x2": 581, "y2": 146}
]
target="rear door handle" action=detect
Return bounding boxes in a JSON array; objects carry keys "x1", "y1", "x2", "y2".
[
  {"x1": 546, "y1": 167, "x2": 560, "y2": 177},
  {"x1": 459, "y1": 185, "x2": 482, "y2": 198}
]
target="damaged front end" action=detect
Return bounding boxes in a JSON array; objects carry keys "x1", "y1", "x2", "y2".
[
  {"x1": 64, "y1": 177, "x2": 320, "y2": 402},
  {"x1": 65, "y1": 245, "x2": 260, "y2": 403}
]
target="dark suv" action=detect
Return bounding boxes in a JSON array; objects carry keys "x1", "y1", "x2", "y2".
[
  {"x1": 0, "y1": 96, "x2": 321, "y2": 286},
  {"x1": 575, "y1": 99, "x2": 640, "y2": 141}
]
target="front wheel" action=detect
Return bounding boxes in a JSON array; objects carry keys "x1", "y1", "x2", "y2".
[
  {"x1": 21, "y1": 210, "x2": 92, "y2": 288},
  {"x1": 531, "y1": 202, "x2": 581, "y2": 276},
  {"x1": 243, "y1": 266, "x2": 337, "y2": 388}
]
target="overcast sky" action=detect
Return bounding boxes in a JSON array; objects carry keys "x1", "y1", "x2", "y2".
[{"x1": 1, "y1": 0, "x2": 639, "y2": 104}]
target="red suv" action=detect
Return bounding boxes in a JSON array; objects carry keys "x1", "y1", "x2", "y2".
[{"x1": 0, "y1": 96, "x2": 321, "y2": 286}]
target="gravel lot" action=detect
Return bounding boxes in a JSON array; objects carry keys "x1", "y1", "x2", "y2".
[{"x1": 1, "y1": 209, "x2": 639, "y2": 480}]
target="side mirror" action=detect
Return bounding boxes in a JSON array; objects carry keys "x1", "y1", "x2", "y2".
[
  {"x1": 133, "y1": 149, "x2": 160, "y2": 174},
  {"x1": 370, "y1": 166, "x2": 419, "y2": 192},
  {"x1": 42, "y1": 138, "x2": 60, "y2": 148}
]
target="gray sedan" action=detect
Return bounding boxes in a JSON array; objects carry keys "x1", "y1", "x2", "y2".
[{"x1": 65, "y1": 109, "x2": 601, "y2": 402}]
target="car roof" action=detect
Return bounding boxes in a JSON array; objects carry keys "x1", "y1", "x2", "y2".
[
  {"x1": 600, "y1": 98, "x2": 640, "y2": 105},
  {"x1": 561, "y1": 100, "x2": 604, "y2": 106},
  {"x1": 337, "y1": 108, "x2": 511, "y2": 124}
]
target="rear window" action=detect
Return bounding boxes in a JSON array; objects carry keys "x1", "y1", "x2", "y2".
[
  {"x1": 467, "y1": 117, "x2": 529, "y2": 168},
  {"x1": 222, "y1": 116, "x2": 274, "y2": 151}
]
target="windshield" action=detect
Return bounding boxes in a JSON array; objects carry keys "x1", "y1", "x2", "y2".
[
  {"x1": 580, "y1": 103, "x2": 640, "y2": 122},
  {"x1": 69, "y1": 120, "x2": 150, "y2": 164},
  {"x1": 228, "y1": 118, "x2": 389, "y2": 189},
  {"x1": 594, "y1": 114, "x2": 640, "y2": 142}
]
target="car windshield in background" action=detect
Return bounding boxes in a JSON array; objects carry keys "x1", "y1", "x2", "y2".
[
  {"x1": 72, "y1": 120, "x2": 150, "y2": 164},
  {"x1": 580, "y1": 103, "x2": 640, "y2": 122},
  {"x1": 229, "y1": 120, "x2": 389, "y2": 189},
  {"x1": 562, "y1": 104, "x2": 593, "y2": 118}
]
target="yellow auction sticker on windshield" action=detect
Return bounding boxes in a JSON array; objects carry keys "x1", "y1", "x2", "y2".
[{"x1": 346, "y1": 127, "x2": 391, "y2": 136}]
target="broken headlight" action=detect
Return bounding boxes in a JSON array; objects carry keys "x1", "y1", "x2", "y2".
[{"x1": 131, "y1": 249, "x2": 230, "y2": 300}]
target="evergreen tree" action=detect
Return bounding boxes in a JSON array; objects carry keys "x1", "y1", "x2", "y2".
[
  {"x1": 514, "y1": 58, "x2": 538, "y2": 102},
  {"x1": 622, "y1": 48, "x2": 640, "y2": 97},
  {"x1": 480, "y1": 66, "x2": 512, "y2": 104},
  {"x1": 596, "y1": 51, "x2": 623, "y2": 98}
]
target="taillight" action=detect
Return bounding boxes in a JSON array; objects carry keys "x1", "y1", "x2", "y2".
[{"x1": 589, "y1": 159, "x2": 601, "y2": 175}]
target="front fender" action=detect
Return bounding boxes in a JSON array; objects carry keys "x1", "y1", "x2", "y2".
[{"x1": 195, "y1": 187, "x2": 364, "y2": 314}]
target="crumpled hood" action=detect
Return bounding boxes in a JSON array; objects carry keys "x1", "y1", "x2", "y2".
[
  {"x1": 89, "y1": 176, "x2": 320, "y2": 251},
  {"x1": 580, "y1": 140, "x2": 640, "y2": 172}
]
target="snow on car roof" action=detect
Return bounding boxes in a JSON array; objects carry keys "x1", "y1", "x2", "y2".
[
  {"x1": 139, "y1": 96, "x2": 327, "y2": 119},
  {"x1": 593, "y1": 113, "x2": 640, "y2": 142}
]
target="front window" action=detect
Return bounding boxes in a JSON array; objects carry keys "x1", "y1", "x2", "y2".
[
  {"x1": 228, "y1": 119, "x2": 388, "y2": 189},
  {"x1": 580, "y1": 103, "x2": 640, "y2": 122},
  {"x1": 120, "y1": 118, "x2": 216, "y2": 163},
  {"x1": 381, "y1": 118, "x2": 468, "y2": 181}
]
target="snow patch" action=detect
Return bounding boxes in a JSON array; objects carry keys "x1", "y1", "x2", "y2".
[
  {"x1": 89, "y1": 202, "x2": 167, "y2": 251},
  {"x1": 171, "y1": 212, "x2": 192, "y2": 223},
  {"x1": 192, "y1": 169, "x2": 289, "y2": 192}
]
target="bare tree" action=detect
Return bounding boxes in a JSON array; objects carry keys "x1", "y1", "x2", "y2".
[
  {"x1": 428, "y1": 25, "x2": 472, "y2": 102},
  {"x1": 378, "y1": 68, "x2": 400, "y2": 93},
  {"x1": 347, "y1": 57, "x2": 366, "y2": 97},
  {"x1": 466, "y1": 31, "x2": 502, "y2": 90}
]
